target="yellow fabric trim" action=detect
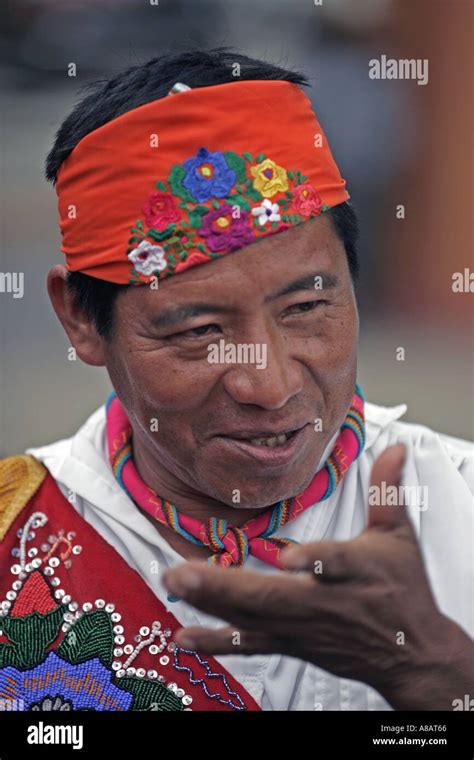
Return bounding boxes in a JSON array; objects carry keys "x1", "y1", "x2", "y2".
[{"x1": 0, "y1": 455, "x2": 47, "y2": 542}]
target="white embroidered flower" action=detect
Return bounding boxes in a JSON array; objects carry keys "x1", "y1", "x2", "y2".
[
  {"x1": 251, "y1": 199, "x2": 281, "y2": 226},
  {"x1": 128, "y1": 240, "x2": 167, "y2": 275}
]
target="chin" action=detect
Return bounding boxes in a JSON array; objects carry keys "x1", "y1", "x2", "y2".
[{"x1": 215, "y1": 465, "x2": 318, "y2": 510}]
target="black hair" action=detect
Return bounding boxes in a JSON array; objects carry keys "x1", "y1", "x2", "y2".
[{"x1": 47, "y1": 47, "x2": 359, "y2": 339}]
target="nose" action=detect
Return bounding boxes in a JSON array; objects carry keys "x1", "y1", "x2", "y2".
[{"x1": 221, "y1": 331, "x2": 304, "y2": 410}]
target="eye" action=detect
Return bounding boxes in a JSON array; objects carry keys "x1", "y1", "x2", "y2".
[
  {"x1": 176, "y1": 323, "x2": 221, "y2": 339},
  {"x1": 285, "y1": 299, "x2": 327, "y2": 315}
]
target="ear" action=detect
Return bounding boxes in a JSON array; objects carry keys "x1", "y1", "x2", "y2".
[{"x1": 47, "y1": 265, "x2": 107, "y2": 367}]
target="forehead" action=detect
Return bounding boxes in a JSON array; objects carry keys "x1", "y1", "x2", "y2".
[{"x1": 126, "y1": 213, "x2": 346, "y2": 313}]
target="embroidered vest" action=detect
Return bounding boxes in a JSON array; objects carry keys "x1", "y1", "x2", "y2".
[{"x1": 0, "y1": 456, "x2": 260, "y2": 712}]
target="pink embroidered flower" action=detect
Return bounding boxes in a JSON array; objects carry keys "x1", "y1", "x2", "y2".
[
  {"x1": 174, "y1": 251, "x2": 210, "y2": 273},
  {"x1": 293, "y1": 184, "x2": 323, "y2": 217},
  {"x1": 142, "y1": 191, "x2": 180, "y2": 231}
]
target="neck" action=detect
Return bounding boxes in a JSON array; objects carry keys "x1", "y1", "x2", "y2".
[
  {"x1": 131, "y1": 428, "x2": 339, "y2": 562},
  {"x1": 132, "y1": 434, "x2": 272, "y2": 560}
]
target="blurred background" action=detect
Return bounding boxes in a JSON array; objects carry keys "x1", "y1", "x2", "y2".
[{"x1": 1, "y1": 0, "x2": 473, "y2": 456}]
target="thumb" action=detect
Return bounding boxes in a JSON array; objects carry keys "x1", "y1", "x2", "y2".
[{"x1": 367, "y1": 443, "x2": 409, "y2": 531}]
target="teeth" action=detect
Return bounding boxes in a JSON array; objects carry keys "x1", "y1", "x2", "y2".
[{"x1": 249, "y1": 432, "x2": 291, "y2": 447}]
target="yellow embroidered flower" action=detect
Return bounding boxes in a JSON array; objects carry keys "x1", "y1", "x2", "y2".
[{"x1": 250, "y1": 158, "x2": 289, "y2": 198}]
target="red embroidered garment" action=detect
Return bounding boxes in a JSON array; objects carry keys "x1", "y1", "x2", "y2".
[{"x1": 0, "y1": 468, "x2": 260, "y2": 712}]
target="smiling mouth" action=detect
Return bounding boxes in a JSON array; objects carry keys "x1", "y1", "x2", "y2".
[
  {"x1": 218, "y1": 422, "x2": 305, "y2": 448},
  {"x1": 242, "y1": 430, "x2": 298, "y2": 447}
]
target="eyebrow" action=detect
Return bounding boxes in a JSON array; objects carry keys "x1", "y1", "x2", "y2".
[{"x1": 150, "y1": 271, "x2": 339, "y2": 330}]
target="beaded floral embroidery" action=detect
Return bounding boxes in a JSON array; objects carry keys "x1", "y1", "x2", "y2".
[
  {"x1": 0, "y1": 512, "x2": 217, "y2": 711},
  {"x1": 127, "y1": 147, "x2": 327, "y2": 283}
]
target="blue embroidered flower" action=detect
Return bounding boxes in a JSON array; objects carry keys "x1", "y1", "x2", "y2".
[
  {"x1": 0, "y1": 651, "x2": 133, "y2": 711},
  {"x1": 182, "y1": 147, "x2": 236, "y2": 202}
]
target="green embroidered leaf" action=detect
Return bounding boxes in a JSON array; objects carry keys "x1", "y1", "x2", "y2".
[
  {"x1": 0, "y1": 641, "x2": 20, "y2": 668},
  {"x1": 243, "y1": 151, "x2": 254, "y2": 163},
  {"x1": 224, "y1": 151, "x2": 247, "y2": 183},
  {"x1": 136, "y1": 220, "x2": 144, "y2": 230},
  {"x1": 211, "y1": 200, "x2": 220, "y2": 210},
  {"x1": 287, "y1": 170, "x2": 294, "y2": 180},
  {"x1": 271, "y1": 221, "x2": 278, "y2": 229},
  {"x1": 188, "y1": 211, "x2": 206, "y2": 229},
  {"x1": 148, "y1": 224, "x2": 176, "y2": 242},
  {"x1": 281, "y1": 215, "x2": 290, "y2": 222},
  {"x1": 178, "y1": 202, "x2": 189, "y2": 209},
  {"x1": 277, "y1": 199, "x2": 289, "y2": 206},
  {"x1": 196, "y1": 243, "x2": 206, "y2": 253},
  {"x1": 128, "y1": 237, "x2": 137, "y2": 245},
  {"x1": 321, "y1": 203, "x2": 328, "y2": 212},
  {"x1": 256, "y1": 153, "x2": 266, "y2": 164},
  {"x1": 56, "y1": 610, "x2": 115, "y2": 667},
  {"x1": 1, "y1": 607, "x2": 64, "y2": 669},
  {"x1": 131, "y1": 227, "x2": 145, "y2": 236},
  {"x1": 226, "y1": 194, "x2": 251, "y2": 211},
  {"x1": 193, "y1": 205, "x2": 210, "y2": 216},
  {"x1": 168, "y1": 164, "x2": 195, "y2": 203},
  {"x1": 285, "y1": 191, "x2": 292, "y2": 199},
  {"x1": 179, "y1": 251, "x2": 187, "y2": 260},
  {"x1": 156, "y1": 181, "x2": 168, "y2": 192},
  {"x1": 244, "y1": 182, "x2": 263, "y2": 202},
  {"x1": 118, "y1": 676, "x2": 183, "y2": 711}
]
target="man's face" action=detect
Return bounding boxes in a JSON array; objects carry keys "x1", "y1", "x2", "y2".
[{"x1": 104, "y1": 214, "x2": 358, "y2": 509}]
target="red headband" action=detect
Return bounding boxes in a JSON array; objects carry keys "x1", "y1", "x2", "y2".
[{"x1": 56, "y1": 80, "x2": 349, "y2": 285}]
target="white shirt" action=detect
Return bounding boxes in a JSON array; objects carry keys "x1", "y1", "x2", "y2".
[{"x1": 27, "y1": 400, "x2": 473, "y2": 711}]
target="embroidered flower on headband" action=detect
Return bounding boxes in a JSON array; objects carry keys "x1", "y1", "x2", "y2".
[
  {"x1": 250, "y1": 158, "x2": 289, "y2": 198},
  {"x1": 128, "y1": 241, "x2": 167, "y2": 276},
  {"x1": 199, "y1": 203, "x2": 255, "y2": 252},
  {"x1": 182, "y1": 147, "x2": 237, "y2": 202},
  {"x1": 142, "y1": 191, "x2": 180, "y2": 231},
  {"x1": 127, "y1": 146, "x2": 326, "y2": 282},
  {"x1": 252, "y1": 199, "x2": 281, "y2": 226}
]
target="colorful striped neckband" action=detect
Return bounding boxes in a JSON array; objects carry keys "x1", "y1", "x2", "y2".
[{"x1": 106, "y1": 386, "x2": 365, "y2": 572}]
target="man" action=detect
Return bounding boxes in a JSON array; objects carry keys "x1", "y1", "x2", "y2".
[{"x1": 0, "y1": 49, "x2": 472, "y2": 712}]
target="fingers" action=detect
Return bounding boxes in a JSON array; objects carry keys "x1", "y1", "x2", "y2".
[
  {"x1": 173, "y1": 625, "x2": 278, "y2": 656},
  {"x1": 282, "y1": 539, "x2": 364, "y2": 581},
  {"x1": 367, "y1": 444, "x2": 413, "y2": 531},
  {"x1": 163, "y1": 561, "x2": 318, "y2": 626}
]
